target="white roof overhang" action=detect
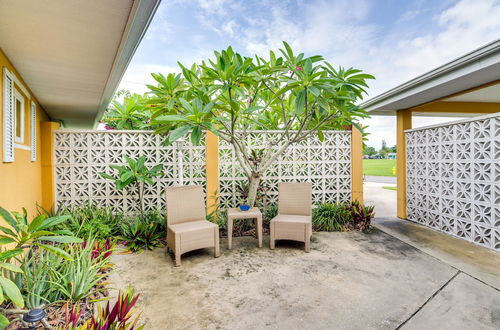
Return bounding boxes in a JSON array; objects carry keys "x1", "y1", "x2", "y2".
[
  {"x1": 0, "y1": 0, "x2": 161, "y2": 128},
  {"x1": 360, "y1": 39, "x2": 500, "y2": 116}
]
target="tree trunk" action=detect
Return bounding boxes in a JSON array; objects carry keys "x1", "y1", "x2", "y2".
[
  {"x1": 247, "y1": 174, "x2": 261, "y2": 207},
  {"x1": 137, "y1": 181, "x2": 145, "y2": 217}
]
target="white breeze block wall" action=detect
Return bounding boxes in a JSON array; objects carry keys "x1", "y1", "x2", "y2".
[
  {"x1": 406, "y1": 113, "x2": 500, "y2": 251},
  {"x1": 219, "y1": 131, "x2": 352, "y2": 209},
  {"x1": 54, "y1": 130, "x2": 205, "y2": 213},
  {"x1": 54, "y1": 130, "x2": 353, "y2": 214}
]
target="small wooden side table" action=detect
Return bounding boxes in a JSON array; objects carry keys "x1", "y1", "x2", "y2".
[{"x1": 226, "y1": 207, "x2": 263, "y2": 249}]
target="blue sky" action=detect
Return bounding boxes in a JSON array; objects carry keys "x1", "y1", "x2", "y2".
[{"x1": 119, "y1": 0, "x2": 500, "y2": 148}]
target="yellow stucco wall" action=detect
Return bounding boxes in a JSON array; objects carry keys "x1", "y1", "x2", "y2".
[
  {"x1": 205, "y1": 131, "x2": 219, "y2": 215},
  {"x1": 351, "y1": 127, "x2": 363, "y2": 203},
  {"x1": 0, "y1": 49, "x2": 50, "y2": 217}
]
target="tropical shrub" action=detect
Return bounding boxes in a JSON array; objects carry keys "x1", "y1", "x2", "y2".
[
  {"x1": 87, "y1": 287, "x2": 144, "y2": 330},
  {"x1": 101, "y1": 93, "x2": 151, "y2": 130},
  {"x1": 99, "y1": 156, "x2": 163, "y2": 215},
  {"x1": 0, "y1": 207, "x2": 81, "y2": 328},
  {"x1": 312, "y1": 203, "x2": 350, "y2": 231},
  {"x1": 22, "y1": 250, "x2": 62, "y2": 309},
  {"x1": 56, "y1": 287, "x2": 144, "y2": 330},
  {"x1": 55, "y1": 202, "x2": 123, "y2": 240},
  {"x1": 52, "y1": 240, "x2": 111, "y2": 303},
  {"x1": 344, "y1": 201, "x2": 375, "y2": 231},
  {"x1": 21, "y1": 238, "x2": 112, "y2": 309},
  {"x1": 88, "y1": 238, "x2": 113, "y2": 261},
  {"x1": 312, "y1": 201, "x2": 375, "y2": 231},
  {"x1": 263, "y1": 204, "x2": 278, "y2": 223},
  {"x1": 120, "y1": 211, "x2": 165, "y2": 252}
]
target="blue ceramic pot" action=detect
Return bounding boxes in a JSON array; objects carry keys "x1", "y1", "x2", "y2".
[{"x1": 239, "y1": 204, "x2": 250, "y2": 211}]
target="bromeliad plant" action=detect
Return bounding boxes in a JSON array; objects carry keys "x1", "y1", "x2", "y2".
[
  {"x1": 99, "y1": 156, "x2": 163, "y2": 215},
  {"x1": 55, "y1": 288, "x2": 143, "y2": 330},
  {"x1": 147, "y1": 41, "x2": 374, "y2": 206},
  {"x1": 345, "y1": 201, "x2": 375, "y2": 231},
  {"x1": 87, "y1": 287, "x2": 144, "y2": 330},
  {"x1": 120, "y1": 211, "x2": 164, "y2": 253}
]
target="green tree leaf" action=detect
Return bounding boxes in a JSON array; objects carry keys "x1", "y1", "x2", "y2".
[
  {"x1": 0, "y1": 313, "x2": 9, "y2": 329},
  {"x1": 37, "y1": 236, "x2": 83, "y2": 244},
  {"x1": 168, "y1": 125, "x2": 191, "y2": 144},
  {"x1": 0, "y1": 208, "x2": 18, "y2": 232},
  {"x1": 28, "y1": 214, "x2": 46, "y2": 232},
  {"x1": 0, "y1": 262, "x2": 23, "y2": 273},
  {"x1": 37, "y1": 243, "x2": 74, "y2": 261},
  {"x1": 0, "y1": 277, "x2": 24, "y2": 307}
]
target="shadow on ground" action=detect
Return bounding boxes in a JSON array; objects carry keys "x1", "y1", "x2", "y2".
[{"x1": 108, "y1": 229, "x2": 499, "y2": 329}]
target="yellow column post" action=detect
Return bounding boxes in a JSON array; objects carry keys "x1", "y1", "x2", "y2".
[
  {"x1": 396, "y1": 110, "x2": 412, "y2": 219},
  {"x1": 351, "y1": 126, "x2": 363, "y2": 203},
  {"x1": 40, "y1": 121, "x2": 60, "y2": 212},
  {"x1": 205, "y1": 131, "x2": 219, "y2": 215}
]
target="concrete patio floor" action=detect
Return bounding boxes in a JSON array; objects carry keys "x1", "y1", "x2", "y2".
[{"x1": 109, "y1": 228, "x2": 500, "y2": 329}]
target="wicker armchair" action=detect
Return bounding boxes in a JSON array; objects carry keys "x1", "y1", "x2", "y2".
[
  {"x1": 270, "y1": 182, "x2": 313, "y2": 252},
  {"x1": 165, "y1": 185, "x2": 220, "y2": 266}
]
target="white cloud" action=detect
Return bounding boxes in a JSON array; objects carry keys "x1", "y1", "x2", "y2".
[
  {"x1": 122, "y1": 0, "x2": 500, "y2": 147},
  {"x1": 221, "y1": 20, "x2": 238, "y2": 38},
  {"x1": 143, "y1": 4, "x2": 174, "y2": 43},
  {"x1": 357, "y1": 0, "x2": 500, "y2": 148},
  {"x1": 393, "y1": 0, "x2": 500, "y2": 76},
  {"x1": 240, "y1": 0, "x2": 376, "y2": 61}
]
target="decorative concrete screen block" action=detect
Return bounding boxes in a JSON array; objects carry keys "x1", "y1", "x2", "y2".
[
  {"x1": 406, "y1": 114, "x2": 500, "y2": 251},
  {"x1": 219, "y1": 130, "x2": 352, "y2": 209},
  {"x1": 54, "y1": 130, "x2": 206, "y2": 213}
]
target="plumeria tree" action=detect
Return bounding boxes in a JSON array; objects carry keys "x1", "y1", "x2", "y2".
[{"x1": 147, "y1": 42, "x2": 374, "y2": 206}]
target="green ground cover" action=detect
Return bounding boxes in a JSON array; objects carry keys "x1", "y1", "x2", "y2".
[{"x1": 363, "y1": 159, "x2": 397, "y2": 177}]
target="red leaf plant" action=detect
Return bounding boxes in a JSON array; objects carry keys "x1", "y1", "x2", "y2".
[{"x1": 87, "y1": 287, "x2": 144, "y2": 330}]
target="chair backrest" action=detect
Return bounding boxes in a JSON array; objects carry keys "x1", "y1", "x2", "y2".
[
  {"x1": 165, "y1": 185, "x2": 206, "y2": 224},
  {"x1": 278, "y1": 182, "x2": 312, "y2": 216}
]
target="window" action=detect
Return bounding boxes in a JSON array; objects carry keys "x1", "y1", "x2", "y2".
[
  {"x1": 14, "y1": 89, "x2": 25, "y2": 144},
  {"x1": 3, "y1": 67, "x2": 15, "y2": 162},
  {"x1": 31, "y1": 101, "x2": 37, "y2": 161}
]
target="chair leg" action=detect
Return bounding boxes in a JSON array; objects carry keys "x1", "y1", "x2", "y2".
[
  {"x1": 304, "y1": 224, "x2": 311, "y2": 253},
  {"x1": 174, "y1": 233, "x2": 181, "y2": 266},
  {"x1": 214, "y1": 228, "x2": 220, "y2": 258},
  {"x1": 270, "y1": 222, "x2": 275, "y2": 249},
  {"x1": 227, "y1": 217, "x2": 233, "y2": 250},
  {"x1": 174, "y1": 251, "x2": 181, "y2": 266},
  {"x1": 257, "y1": 216, "x2": 263, "y2": 248}
]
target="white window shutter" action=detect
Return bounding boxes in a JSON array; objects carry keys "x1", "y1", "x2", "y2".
[
  {"x1": 3, "y1": 68, "x2": 15, "y2": 162},
  {"x1": 30, "y1": 101, "x2": 36, "y2": 161}
]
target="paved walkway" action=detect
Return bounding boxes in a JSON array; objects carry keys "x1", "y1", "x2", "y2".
[
  {"x1": 364, "y1": 181, "x2": 397, "y2": 218},
  {"x1": 365, "y1": 181, "x2": 500, "y2": 329},
  {"x1": 364, "y1": 175, "x2": 397, "y2": 184}
]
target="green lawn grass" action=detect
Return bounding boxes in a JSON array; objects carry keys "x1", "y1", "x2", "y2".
[
  {"x1": 363, "y1": 159, "x2": 397, "y2": 177},
  {"x1": 383, "y1": 186, "x2": 397, "y2": 191}
]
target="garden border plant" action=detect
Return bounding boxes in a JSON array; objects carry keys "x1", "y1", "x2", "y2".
[{"x1": 0, "y1": 207, "x2": 83, "y2": 328}]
